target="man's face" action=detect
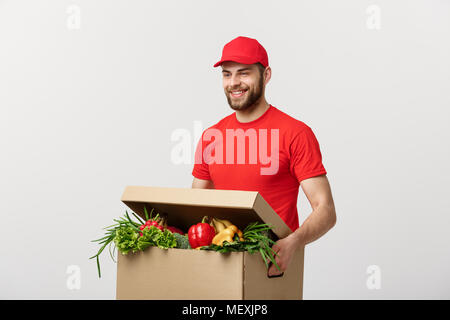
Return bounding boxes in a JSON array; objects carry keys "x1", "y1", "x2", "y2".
[{"x1": 221, "y1": 61, "x2": 265, "y2": 111}]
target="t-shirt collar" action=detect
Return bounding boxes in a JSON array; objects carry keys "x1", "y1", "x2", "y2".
[{"x1": 232, "y1": 104, "x2": 274, "y2": 127}]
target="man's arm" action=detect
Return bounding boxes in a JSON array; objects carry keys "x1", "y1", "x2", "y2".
[
  {"x1": 267, "y1": 174, "x2": 336, "y2": 276},
  {"x1": 291, "y1": 174, "x2": 337, "y2": 246},
  {"x1": 192, "y1": 177, "x2": 214, "y2": 189}
]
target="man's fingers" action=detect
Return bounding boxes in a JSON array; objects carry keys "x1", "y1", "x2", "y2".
[
  {"x1": 271, "y1": 243, "x2": 280, "y2": 252},
  {"x1": 267, "y1": 262, "x2": 276, "y2": 276},
  {"x1": 267, "y1": 260, "x2": 284, "y2": 277},
  {"x1": 266, "y1": 241, "x2": 284, "y2": 277},
  {"x1": 267, "y1": 262, "x2": 284, "y2": 277}
]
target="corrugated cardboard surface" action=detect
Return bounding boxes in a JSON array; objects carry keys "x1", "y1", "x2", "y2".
[
  {"x1": 116, "y1": 247, "x2": 304, "y2": 300},
  {"x1": 117, "y1": 247, "x2": 244, "y2": 300},
  {"x1": 117, "y1": 186, "x2": 304, "y2": 300},
  {"x1": 243, "y1": 248, "x2": 304, "y2": 300}
]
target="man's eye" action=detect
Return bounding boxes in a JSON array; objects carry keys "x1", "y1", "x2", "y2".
[{"x1": 241, "y1": 73, "x2": 248, "y2": 76}]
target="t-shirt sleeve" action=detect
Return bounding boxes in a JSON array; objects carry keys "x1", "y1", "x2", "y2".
[
  {"x1": 289, "y1": 127, "x2": 327, "y2": 183},
  {"x1": 192, "y1": 131, "x2": 212, "y2": 180}
]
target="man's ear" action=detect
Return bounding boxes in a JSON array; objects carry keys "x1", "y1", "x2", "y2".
[{"x1": 264, "y1": 66, "x2": 272, "y2": 85}]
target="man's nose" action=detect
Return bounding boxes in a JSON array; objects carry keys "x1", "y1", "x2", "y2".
[{"x1": 230, "y1": 74, "x2": 241, "y2": 88}]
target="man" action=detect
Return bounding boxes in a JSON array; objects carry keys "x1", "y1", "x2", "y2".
[{"x1": 191, "y1": 36, "x2": 336, "y2": 277}]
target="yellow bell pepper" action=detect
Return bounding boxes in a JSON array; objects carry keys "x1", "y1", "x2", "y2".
[{"x1": 212, "y1": 225, "x2": 239, "y2": 246}]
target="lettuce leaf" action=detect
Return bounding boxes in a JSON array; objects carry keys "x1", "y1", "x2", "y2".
[
  {"x1": 114, "y1": 226, "x2": 140, "y2": 255},
  {"x1": 155, "y1": 229, "x2": 177, "y2": 249}
]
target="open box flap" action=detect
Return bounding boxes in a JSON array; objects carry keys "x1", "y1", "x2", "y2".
[{"x1": 120, "y1": 186, "x2": 292, "y2": 239}]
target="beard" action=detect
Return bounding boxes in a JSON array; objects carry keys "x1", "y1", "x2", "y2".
[{"x1": 225, "y1": 73, "x2": 264, "y2": 111}]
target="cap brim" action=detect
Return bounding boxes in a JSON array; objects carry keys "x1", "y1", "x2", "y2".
[{"x1": 213, "y1": 56, "x2": 260, "y2": 68}]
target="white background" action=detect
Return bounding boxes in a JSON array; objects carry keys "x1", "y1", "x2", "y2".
[{"x1": 0, "y1": 0, "x2": 449, "y2": 299}]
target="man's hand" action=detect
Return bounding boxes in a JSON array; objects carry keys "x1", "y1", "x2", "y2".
[{"x1": 267, "y1": 233, "x2": 301, "y2": 277}]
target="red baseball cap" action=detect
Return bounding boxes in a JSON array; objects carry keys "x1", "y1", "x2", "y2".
[{"x1": 213, "y1": 36, "x2": 269, "y2": 68}]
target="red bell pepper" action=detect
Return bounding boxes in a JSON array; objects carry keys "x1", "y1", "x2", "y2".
[{"x1": 188, "y1": 217, "x2": 215, "y2": 248}]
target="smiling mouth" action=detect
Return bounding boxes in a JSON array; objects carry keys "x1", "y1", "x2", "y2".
[{"x1": 230, "y1": 89, "x2": 247, "y2": 98}]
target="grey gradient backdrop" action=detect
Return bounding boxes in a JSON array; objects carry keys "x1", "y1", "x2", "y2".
[{"x1": 0, "y1": 0, "x2": 449, "y2": 299}]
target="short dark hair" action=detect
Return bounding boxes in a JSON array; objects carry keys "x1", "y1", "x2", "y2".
[{"x1": 255, "y1": 62, "x2": 266, "y2": 77}]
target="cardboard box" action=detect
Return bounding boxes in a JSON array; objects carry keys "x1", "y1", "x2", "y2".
[{"x1": 116, "y1": 186, "x2": 304, "y2": 300}]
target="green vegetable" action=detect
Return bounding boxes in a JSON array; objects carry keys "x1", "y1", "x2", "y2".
[
  {"x1": 201, "y1": 222, "x2": 281, "y2": 272},
  {"x1": 90, "y1": 211, "x2": 141, "y2": 278},
  {"x1": 154, "y1": 229, "x2": 177, "y2": 250},
  {"x1": 136, "y1": 225, "x2": 161, "y2": 251},
  {"x1": 90, "y1": 209, "x2": 177, "y2": 278},
  {"x1": 114, "y1": 225, "x2": 140, "y2": 255},
  {"x1": 173, "y1": 233, "x2": 191, "y2": 249}
]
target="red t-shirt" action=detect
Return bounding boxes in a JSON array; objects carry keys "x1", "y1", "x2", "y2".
[{"x1": 192, "y1": 104, "x2": 327, "y2": 232}]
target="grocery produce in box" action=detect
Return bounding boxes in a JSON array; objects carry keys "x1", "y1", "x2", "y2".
[{"x1": 90, "y1": 208, "x2": 280, "y2": 278}]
